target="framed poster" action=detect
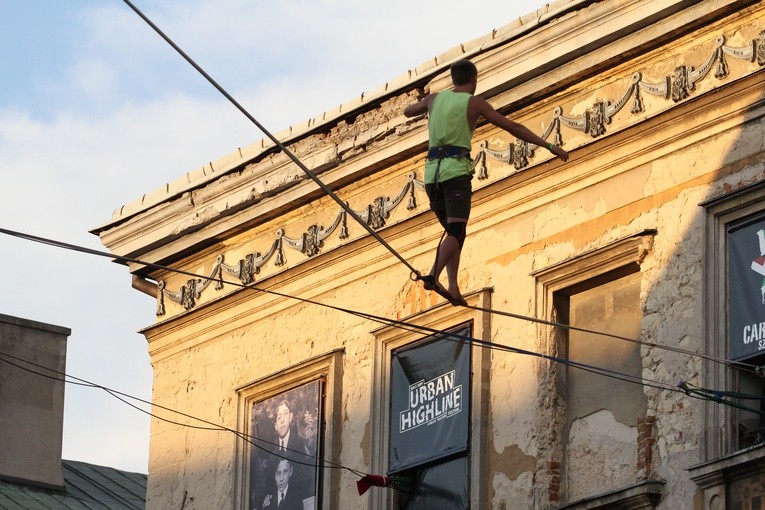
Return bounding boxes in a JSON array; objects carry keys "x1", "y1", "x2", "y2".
[
  {"x1": 249, "y1": 380, "x2": 322, "y2": 510},
  {"x1": 728, "y1": 215, "x2": 765, "y2": 360}
]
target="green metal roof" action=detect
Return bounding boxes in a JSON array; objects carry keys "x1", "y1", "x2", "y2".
[{"x1": 0, "y1": 460, "x2": 146, "y2": 510}]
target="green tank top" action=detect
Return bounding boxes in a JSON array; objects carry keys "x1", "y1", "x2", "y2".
[{"x1": 425, "y1": 90, "x2": 474, "y2": 184}]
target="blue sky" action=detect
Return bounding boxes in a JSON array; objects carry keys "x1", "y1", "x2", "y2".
[{"x1": 0, "y1": 0, "x2": 549, "y2": 473}]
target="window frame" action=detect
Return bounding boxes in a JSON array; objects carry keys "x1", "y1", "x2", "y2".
[
  {"x1": 702, "y1": 180, "x2": 765, "y2": 460},
  {"x1": 368, "y1": 289, "x2": 493, "y2": 509},
  {"x1": 532, "y1": 230, "x2": 656, "y2": 505},
  {"x1": 234, "y1": 349, "x2": 344, "y2": 510}
]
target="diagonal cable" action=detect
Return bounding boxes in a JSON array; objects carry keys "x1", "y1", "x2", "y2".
[
  {"x1": 120, "y1": 0, "x2": 421, "y2": 280},
  {"x1": 0, "y1": 351, "x2": 366, "y2": 476}
]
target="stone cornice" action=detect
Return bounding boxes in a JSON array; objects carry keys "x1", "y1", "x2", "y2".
[
  {"x1": 91, "y1": 0, "x2": 765, "y2": 324},
  {"x1": 93, "y1": 0, "x2": 754, "y2": 266},
  {"x1": 92, "y1": 0, "x2": 594, "y2": 235},
  {"x1": 146, "y1": 12, "x2": 765, "y2": 318}
]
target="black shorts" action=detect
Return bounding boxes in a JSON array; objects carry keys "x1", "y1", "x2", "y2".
[{"x1": 425, "y1": 175, "x2": 472, "y2": 225}]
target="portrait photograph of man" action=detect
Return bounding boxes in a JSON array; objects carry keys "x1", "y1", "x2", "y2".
[{"x1": 249, "y1": 381, "x2": 321, "y2": 510}]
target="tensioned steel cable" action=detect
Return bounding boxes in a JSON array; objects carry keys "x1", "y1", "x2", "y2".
[
  {"x1": 0, "y1": 325, "x2": 686, "y2": 482},
  {"x1": 4, "y1": 344, "x2": 761, "y2": 500},
  {"x1": 3, "y1": 322, "x2": 762, "y2": 463},
  {"x1": 0, "y1": 350, "x2": 402, "y2": 492},
  {"x1": 0, "y1": 226, "x2": 756, "y2": 376},
  {"x1": 0, "y1": 323, "x2": 739, "y2": 437},
  {"x1": 119, "y1": 0, "x2": 422, "y2": 281},
  {"x1": 463, "y1": 302, "x2": 757, "y2": 372},
  {"x1": 6, "y1": 344, "x2": 693, "y2": 497},
  {"x1": 3, "y1": 229, "x2": 764, "y2": 466},
  {"x1": 3, "y1": 339, "x2": 763, "y2": 465}
]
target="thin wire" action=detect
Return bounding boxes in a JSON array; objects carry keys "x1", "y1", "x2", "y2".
[
  {"x1": 464, "y1": 303, "x2": 757, "y2": 372},
  {"x1": 3, "y1": 336, "x2": 760, "y2": 469},
  {"x1": 0, "y1": 227, "x2": 734, "y2": 401},
  {"x1": 3, "y1": 229, "x2": 760, "y2": 420},
  {"x1": 0, "y1": 225, "x2": 751, "y2": 374},
  {"x1": 0, "y1": 351, "x2": 365, "y2": 476},
  {"x1": 119, "y1": 0, "x2": 421, "y2": 281},
  {"x1": 0, "y1": 329, "x2": 720, "y2": 476},
  {"x1": 5, "y1": 344, "x2": 756, "y2": 506},
  {"x1": 0, "y1": 286, "x2": 686, "y2": 404},
  {"x1": 0, "y1": 227, "x2": 710, "y2": 399},
  {"x1": 361, "y1": 315, "x2": 691, "y2": 395},
  {"x1": 2, "y1": 245, "x2": 760, "y2": 483}
]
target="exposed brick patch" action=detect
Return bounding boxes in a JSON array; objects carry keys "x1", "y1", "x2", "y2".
[
  {"x1": 548, "y1": 459, "x2": 561, "y2": 503},
  {"x1": 637, "y1": 415, "x2": 657, "y2": 479}
]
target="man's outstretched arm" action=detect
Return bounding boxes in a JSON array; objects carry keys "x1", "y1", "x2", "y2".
[
  {"x1": 404, "y1": 94, "x2": 435, "y2": 118},
  {"x1": 472, "y1": 96, "x2": 569, "y2": 161}
]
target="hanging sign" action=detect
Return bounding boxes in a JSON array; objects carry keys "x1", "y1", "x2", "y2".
[
  {"x1": 388, "y1": 324, "x2": 471, "y2": 473},
  {"x1": 728, "y1": 217, "x2": 765, "y2": 361}
]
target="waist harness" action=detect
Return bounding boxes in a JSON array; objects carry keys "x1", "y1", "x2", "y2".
[{"x1": 427, "y1": 145, "x2": 471, "y2": 185}]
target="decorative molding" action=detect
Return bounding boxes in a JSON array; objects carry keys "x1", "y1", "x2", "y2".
[
  {"x1": 157, "y1": 173, "x2": 419, "y2": 314},
  {"x1": 688, "y1": 443, "x2": 765, "y2": 510},
  {"x1": 155, "y1": 25, "x2": 763, "y2": 316},
  {"x1": 474, "y1": 30, "x2": 763, "y2": 170}
]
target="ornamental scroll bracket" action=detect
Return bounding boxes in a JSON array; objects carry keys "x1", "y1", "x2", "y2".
[
  {"x1": 157, "y1": 174, "x2": 419, "y2": 314},
  {"x1": 473, "y1": 27, "x2": 763, "y2": 175},
  {"x1": 161, "y1": 257, "x2": 223, "y2": 311},
  {"x1": 156, "y1": 25, "x2": 764, "y2": 316}
]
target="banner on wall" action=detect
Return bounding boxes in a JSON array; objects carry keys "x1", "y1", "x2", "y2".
[
  {"x1": 728, "y1": 216, "x2": 765, "y2": 361},
  {"x1": 388, "y1": 324, "x2": 471, "y2": 473}
]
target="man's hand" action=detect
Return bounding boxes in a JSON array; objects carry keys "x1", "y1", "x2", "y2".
[
  {"x1": 403, "y1": 93, "x2": 435, "y2": 118},
  {"x1": 549, "y1": 145, "x2": 569, "y2": 162}
]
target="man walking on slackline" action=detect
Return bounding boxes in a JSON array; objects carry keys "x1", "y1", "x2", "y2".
[{"x1": 404, "y1": 58, "x2": 569, "y2": 306}]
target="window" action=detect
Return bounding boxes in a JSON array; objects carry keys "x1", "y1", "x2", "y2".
[
  {"x1": 556, "y1": 269, "x2": 646, "y2": 501},
  {"x1": 727, "y1": 215, "x2": 765, "y2": 449},
  {"x1": 390, "y1": 325, "x2": 471, "y2": 509},
  {"x1": 703, "y1": 181, "x2": 765, "y2": 458},
  {"x1": 369, "y1": 290, "x2": 492, "y2": 509},
  {"x1": 235, "y1": 350, "x2": 344, "y2": 510},
  {"x1": 533, "y1": 231, "x2": 657, "y2": 505}
]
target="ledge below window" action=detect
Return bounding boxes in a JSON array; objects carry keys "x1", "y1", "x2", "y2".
[
  {"x1": 688, "y1": 443, "x2": 765, "y2": 510},
  {"x1": 557, "y1": 480, "x2": 665, "y2": 509}
]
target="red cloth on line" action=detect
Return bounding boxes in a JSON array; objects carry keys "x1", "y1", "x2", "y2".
[{"x1": 357, "y1": 474, "x2": 392, "y2": 495}]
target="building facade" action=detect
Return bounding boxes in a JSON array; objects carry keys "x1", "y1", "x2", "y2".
[{"x1": 94, "y1": 0, "x2": 765, "y2": 508}]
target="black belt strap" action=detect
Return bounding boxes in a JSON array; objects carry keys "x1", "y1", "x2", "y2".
[
  {"x1": 427, "y1": 145, "x2": 471, "y2": 160},
  {"x1": 428, "y1": 145, "x2": 471, "y2": 186}
]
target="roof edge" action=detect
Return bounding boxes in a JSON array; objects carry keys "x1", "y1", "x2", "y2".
[{"x1": 91, "y1": 0, "x2": 590, "y2": 235}]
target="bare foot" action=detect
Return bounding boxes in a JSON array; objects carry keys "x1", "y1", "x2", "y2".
[
  {"x1": 447, "y1": 288, "x2": 467, "y2": 307},
  {"x1": 421, "y1": 274, "x2": 455, "y2": 303}
]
